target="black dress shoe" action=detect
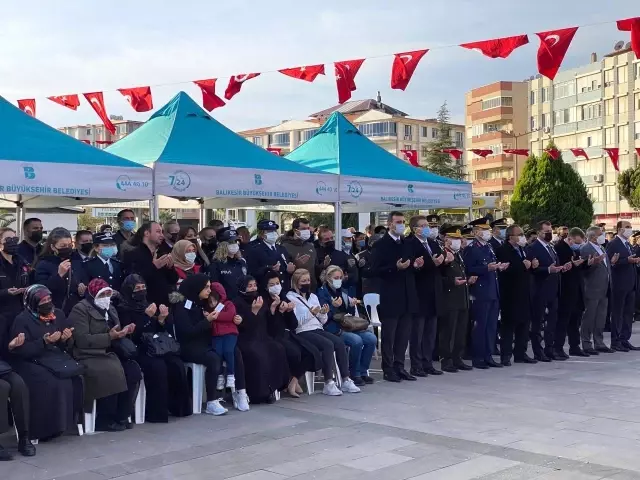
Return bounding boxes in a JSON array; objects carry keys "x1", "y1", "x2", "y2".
[
  {"x1": 425, "y1": 367, "x2": 443, "y2": 376},
  {"x1": 472, "y1": 361, "x2": 489, "y2": 369},
  {"x1": 97, "y1": 422, "x2": 127, "y2": 432},
  {"x1": 595, "y1": 346, "x2": 613, "y2": 353},
  {"x1": 534, "y1": 353, "x2": 551, "y2": 362},
  {"x1": 383, "y1": 371, "x2": 402, "y2": 383},
  {"x1": 409, "y1": 368, "x2": 427, "y2": 377},
  {"x1": 501, "y1": 359, "x2": 512, "y2": 367},
  {"x1": 0, "y1": 445, "x2": 13, "y2": 461},
  {"x1": 442, "y1": 364, "x2": 458, "y2": 373},
  {"x1": 18, "y1": 438, "x2": 36, "y2": 457},
  {"x1": 612, "y1": 344, "x2": 630, "y2": 352},
  {"x1": 454, "y1": 362, "x2": 473, "y2": 371},
  {"x1": 544, "y1": 350, "x2": 557, "y2": 360},
  {"x1": 486, "y1": 359, "x2": 503, "y2": 368},
  {"x1": 584, "y1": 348, "x2": 599, "y2": 355},
  {"x1": 622, "y1": 342, "x2": 640, "y2": 351},
  {"x1": 554, "y1": 350, "x2": 569, "y2": 360},
  {"x1": 362, "y1": 375, "x2": 375, "y2": 384},
  {"x1": 569, "y1": 348, "x2": 589, "y2": 357},
  {"x1": 352, "y1": 376, "x2": 366, "y2": 387},
  {"x1": 514, "y1": 355, "x2": 538, "y2": 364},
  {"x1": 396, "y1": 369, "x2": 417, "y2": 381}
]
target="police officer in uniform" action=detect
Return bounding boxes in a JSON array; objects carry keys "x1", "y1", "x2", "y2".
[
  {"x1": 463, "y1": 218, "x2": 508, "y2": 369},
  {"x1": 425, "y1": 215, "x2": 444, "y2": 253},
  {"x1": 83, "y1": 232, "x2": 124, "y2": 291},
  {"x1": 246, "y1": 220, "x2": 295, "y2": 289},
  {"x1": 489, "y1": 218, "x2": 507, "y2": 253}
]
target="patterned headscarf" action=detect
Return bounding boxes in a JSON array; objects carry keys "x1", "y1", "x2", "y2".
[
  {"x1": 23, "y1": 284, "x2": 54, "y2": 321},
  {"x1": 88, "y1": 278, "x2": 110, "y2": 298},
  {"x1": 171, "y1": 239, "x2": 196, "y2": 271}
]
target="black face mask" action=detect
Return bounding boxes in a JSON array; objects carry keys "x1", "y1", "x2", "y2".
[
  {"x1": 2, "y1": 238, "x2": 19, "y2": 255},
  {"x1": 131, "y1": 289, "x2": 147, "y2": 304},
  {"x1": 299, "y1": 284, "x2": 310, "y2": 294},
  {"x1": 241, "y1": 290, "x2": 259, "y2": 300},
  {"x1": 168, "y1": 233, "x2": 179, "y2": 243},
  {"x1": 189, "y1": 239, "x2": 199, "y2": 247},
  {"x1": 29, "y1": 231, "x2": 43, "y2": 243},
  {"x1": 543, "y1": 232, "x2": 553, "y2": 242},
  {"x1": 37, "y1": 301, "x2": 54, "y2": 316},
  {"x1": 79, "y1": 243, "x2": 93, "y2": 255},
  {"x1": 323, "y1": 241, "x2": 335, "y2": 251},
  {"x1": 56, "y1": 247, "x2": 73, "y2": 259}
]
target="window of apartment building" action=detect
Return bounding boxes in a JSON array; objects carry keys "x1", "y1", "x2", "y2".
[
  {"x1": 541, "y1": 113, "x2": 551, "y2": 129},
  {"x1": 302, "y1": 129, "x2": 319, "y2": 142},
  {"x1": 530, "y1": 116, "x2": 537, "y2": 130},
  {"x1": 553, "y1": 81, "x2": 575, "y2": 99},
  {"x1": 252, "y1": 136, "x2": 263, "y2": 146},
  {"x1": 86, "y1": 128, "x2": 91, "y2": 135},
  {"x1": 530, "y1": 91, "x2": 536, "y2": 105},
  {"x1": 421, "y1": 146, "x2": 428, "y2": 157},
  {"x1": 605, "y1": 98, "x2": 615, "y2": 117},
  {"x1": 618, "y1": 96, "x2": 628, "y2": 115},
  {"x1": 403, "y1": 124, "x2": 412, "y2": 139},
  {"x1": 553, "y1": 108, "x2": 574, "y2": 125},
  {"x1": 577, "y1": 74, "x2": 601, "y2": 92},
  {"x1": 421, "y1": 126, "x2": 428, "y2": 137},
  {"x1": 481, "y1": 96, "x2": 512, "y2": 110},
  {"x1": 541, "y1": 87, "x2": 549, "y2": 103},
  {"x1": 618, "y1": 125, "x2": 628, "y2": 144},
  {"x1": 636, "y1": 92, "x2": 640, "y2": 111},
  {"x1": 605, "y1": 127, "x2": 614, "y2": 145},
  {"x1": 357, "y1": 121, "x2": 397, "y2": 137},
  {"x1": 432, "y1": 128, "x2": 438, "y2": 139},
  {"x1": 580, "y1": 102, "x2": 602, "y2": 120},
  {"x1": 635, "y1": 122, "x2": 640, "y2": 140},
  {"x1": 606, "y1": 185, "x2": 619, "y2": 202},
  {"x1": 271, "y1": 132, "x2": 290, "y2": 146},
  {"x1": 587, "y1": 186, "x2": 604, "y2": 202},
  {"x1": 455, "y1": 131, "x2": 464, "y2": 147},
  {"x1": 618, "y1": 66, "x2": 628, "y2": 84},
  {"x1": 635, "y1": 62, "x2": 640, "y2": 80},
  {"x1": 604, "y1": 69, "x2": 614, "y2": 86},
  {"x1": 471, "y1": 124, "x2": 483, "y2": 137}
]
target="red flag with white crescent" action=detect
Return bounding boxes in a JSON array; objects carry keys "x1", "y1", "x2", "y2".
[
  {"x1": 266, "y1": 148, "x2": 282, "y2": 156},
  {"x1": 460, "y1": 34, "x2": 529, "y2": 58},
  {"x1": 118, "y1": 86, "x2": 153, "y2": 112},
  {"x1": 48, "y1": 94, "x2": 80, "y2": 111},
  {"x1": 544, "y1": 147, "x2": 560, "y2": 160},
  {"x1": 17, "y1": 99, "x2": 36, "y2": 117},
  {"x1": 503, "y1": 149, "x2": 530, "y2": 156},
  {"x1": 618, "y1": 17, "x2": 640, "y2": 59},
  {"x1": 83, "y1": 92, "x2": 116, "y2": 135},
  {"x1": 391, "y1": 49, "x2": 428, "y2": 91},
  {"x1": 471, "y1": 149, "x2": 493, "y2": 158},
  {"x1": 224, "y1": 73, "x2": 260, "y2": 100},
  {"x1": 636, "y1": 147, "x2": 640, "y2": 158},
  {"x1": 536, "y1": 27, "x2": 578, "y2": 80},
  {"x1": 604, "y1": 148, "x2": 620, "y2": 171},
  {"x1": 279, "y1": 65, "x2": 325, "y2": 82},
  {"x1": 400, "y1": 149, "x2": 419, "y2": 166},
  {"x1": 441, "y1": 148, "x2": 463, "y2": 160},
  {"x1": 193, "y1": 79, "x2": 226, "y2": 111},
  {"x1": 570, "y1": 148, "x2": 589, "y2": 160},
  {"x1": 334, "y1": 59, "x2": 365, "y2": 104}
]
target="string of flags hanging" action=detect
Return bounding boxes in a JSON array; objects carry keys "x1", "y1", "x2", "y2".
[{"x1": 10, "y1": 16, "x2": 640, "y2": 140}]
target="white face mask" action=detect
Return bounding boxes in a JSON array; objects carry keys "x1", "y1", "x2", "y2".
[
  {"x1": 297, "y1": 230, "x2": 311, "y2": 241},
  {"x1": 331, "y1": 278, "x2": 343, "y2": 289},
  {"x1": 481, "y1": 230, "x2": 492, "y2": 242},
  {"x1": 393, "y1": 223, "x2": 405, "y2": 235},
  {"x1": 94, "y1": 296, "x2": 111, "y2": 311},
  {"x1": 265, "y1": 231, "x2": 279, "y2": 244},
  {"x1": 428, "y1": 227, "x2": 439, "y2": 239},
  {"x1": 623, "y1": 228, "x2": 633, "y2": 239},
  {"x1": 227, "y1": 243, "x2": 240, "y2": 255},
  {"x1": 517, "y1": 235, "x2": 527, "y2": 247},
  {"x1": 597, "y1": 234, "x2": 606, "y2": 245},
  {"x1": 268, "y1": 284, "x2": 282, "y2": 296},
  {"x1": 450, "y1": 239, "x2": 461, "y2": 252}
]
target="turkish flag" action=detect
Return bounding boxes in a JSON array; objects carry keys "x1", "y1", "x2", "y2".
[
  {"x1": 618, "y1": 17, "x2": 640, "y2": 59},
  {"x1": 266, "y1": 148, "x2": 282, "y2": 156},
  {"x1": 460, "y1": 34, "x2": 529, "y2": 58},
  {"x1": 471, "y1": 149, "x2": 493, "y2": 158},
  {"x1": 503, "y1": 149, "x2": 530, "y2": 156},
  {"x1": 536, "y1": 27, "x2": 578, "y2": 80},
  {"x1": 604, "y1": 148, "x2": 620, "y2": 171},
  {"x1": 570, "y1": 148, "x2": 589, "y2": 160},
  {"x1": 441, "y1": 148, "x2": 463, "y2": 160},
  {"x1": 48, "y1": 94, "x2": 80, "y2": 111},
  {"x1": 224, "y1": 73, "x2": 260, "y2": 100},
  {"x1": 193, "y1": 79, "x2": 226, "y2": 111},
  {"x1": 118, "y1": 86, "x2": 153, "y2": 112},
  {"x1": 334, "y1": 59, "x2": 365, "y2": 104},
  {"x1": 636, "y1": 147, "x2": 640, "y2": 158},
  {"x1": 279, "y1": 64, "x2": 325, "y2": 82},
  {"x1": 83, "y1": 92, "x2": 116, "y2": 135},
  {"x1": 17, "y1": 99, "x2": 36, "y2": 117},
  {"x1": 94, "y1": 140, "x2": 114, "y2": 145},
  {"x1": 544, "y1": 147, "x2": 560, "y2": 160},
  {"x1": 391, "y1": 49, "x2": 428, "y2": 91},
  {"x1": 400, "y1": 149, "x2": 419, "y2": 167}
]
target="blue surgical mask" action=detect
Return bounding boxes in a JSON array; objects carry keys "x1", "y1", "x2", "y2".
[
  {"x1": 417, "y1": 227, "x2": 429, "y2": 238},
  {"x1": 394, "y1": 223, "x2": 405, "y2": 235},
  {"x1": 498, "y1": 228, "x2": 507, "y2": 239},
  {"x1": 122, "y1": 220, "x2": 136, "y2": 232},
  {"x1": 357, "y1": 240, "x2": 366, "y2": 249},
  {"x1": 570, "y1": 243, "x2": 582, "y2": 251},
  {"x1": 99, "y1": 245, "x2": 118, "y2": 259},
  {"x1": 428, "y1": 227, "x2": 439, "y2": 239}
]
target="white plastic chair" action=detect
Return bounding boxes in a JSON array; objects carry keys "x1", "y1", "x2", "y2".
[
  {"x1": 84, "y1": 400, "x2": 97, "y2": 434},
  {"x1": 134, "y1": 379, "x2": 146, "y2": 425},
  {"x1": 185, "y1": 363, "x2": 206, "y2": 414},
  {"x1": 363, "y1": 294, "x2": 382, "y2": 327},
  {"x1": 303, "y1": 353, "x2": 342, "y2": 394}
]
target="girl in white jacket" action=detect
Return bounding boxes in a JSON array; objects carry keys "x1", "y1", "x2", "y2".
[{"x1": 286, "y1": 269, "x2": 360, "y2": 395}]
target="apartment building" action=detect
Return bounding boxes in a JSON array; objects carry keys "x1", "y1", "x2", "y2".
[
  {"x1": 464, "y1": 81, "x2": 529, "y2": 203},
  {"x1": 59, "y1": 116, "x2": 143, "y2": 149},
  {"x1": 529, "y1": 42, "x2": 640, "y2": 225},
  {"x1": 238, "y1": 95, "x2": 465, "y2": 169}
]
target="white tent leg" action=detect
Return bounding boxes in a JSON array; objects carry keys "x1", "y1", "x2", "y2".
[
  {"x1": 334, "y1": 202, "x2": 342, "y2": 236},
  {"x1": 358, "y1": 213, "x2": 369, "y2": 232},
  {"x1": 16, "y1": 195, "x2": 24, "y2": 238},
  {"x1": 199, "y1": 201, "x2": 206, "y2": 230},
  {"x1": 149, "y1": 196, "x2": 159, "y2": 221}
]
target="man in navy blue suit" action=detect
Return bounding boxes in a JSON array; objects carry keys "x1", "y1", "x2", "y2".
[
  {"x1": 606, "y1": 220, "x2": 640, "y2": 351},
  {"x1": 526, "y1": 220, "x2": 572, "y2": 361}
]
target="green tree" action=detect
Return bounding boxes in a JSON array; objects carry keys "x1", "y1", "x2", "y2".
[
  {"x1": 618, "y1": 165, "x2": 640, "y2": 210},
  {"x1": 510, "y1": 144, "x2": 594, "y2": 229},
  {"x1": 77, "y1": 214, "x2": 104, "y2": 232},
  {"x1": 0, "y1": 211, "x2": 16, "y2": 228},
  {"x1": 423, "y1": 101, "x2": 464, "y2": 180}
]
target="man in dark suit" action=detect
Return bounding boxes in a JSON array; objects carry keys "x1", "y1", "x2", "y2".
[
  {"x1": 526, "y1": 220, "x2": 571, "y2": 361},
  {"x1": 406, "y1": 215, "x2": 445, "y2": 377},
  {"x1": 84, "y1": 232, "x2": 124, "y2": 291},
  {"x1": 463, "y1": 218, "x2": 507, "y2": 369},
  {"x1": 369, "y1": 211, "x2": 420, "y2": 382},
  {"x1": 488, "y1": 218, "x2": 507, "y2": 253},
  {"x1": 606, "y1": 220, "x2": 640, "y2": 351},
  {"x1": 439, "y1": 225, "x2": 473, "y2": 372},
  {"x1": 554, "y1": 228, "x2": 588, "y2": 358},
  {"x1": 495, "y1": 224, "x2": 537, "y2": 366},
  {"x1": 245, "y1": 220, "x2": 295, "y2": 289}
]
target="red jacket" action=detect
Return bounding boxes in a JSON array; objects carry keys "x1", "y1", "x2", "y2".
[{"x1": 210, "y1": 282, "x2": 238, "y2": 337}]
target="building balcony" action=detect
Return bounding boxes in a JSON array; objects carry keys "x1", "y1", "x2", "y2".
[
  {"x1": 576, "y1": 117, "x2": 603, "y2": 131},
  {"x1": 472, "y1": 154, "x2": 515, "y2": 170},
  {"x1": 576, "y1": 88, "x2": 602, "y2": 104},
  {"x1": 471, "y1": 130, "x2": 514, "y2": 143},
  {"x1": 473, "y1": 177, "x2": 515, "y2": 192},
  {"x1": 471, "y1": 106, "x2": 513, "y2": 123}
]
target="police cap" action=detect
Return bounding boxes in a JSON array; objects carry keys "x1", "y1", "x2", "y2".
[{"x1": 257, "y1": 219, "x2": 279, "y2": 231}]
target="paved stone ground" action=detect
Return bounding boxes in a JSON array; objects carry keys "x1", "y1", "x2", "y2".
[{"x1": 5, "y1": 332, "x2": 640, "y2": 479}]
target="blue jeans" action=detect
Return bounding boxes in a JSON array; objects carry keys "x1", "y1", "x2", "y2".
[
  {"x1": 213, "y1": 335, "x2": 237, "y2": 375},
  {"x1": 341, "y1": 330, "x2": 377, "y2": 377}
]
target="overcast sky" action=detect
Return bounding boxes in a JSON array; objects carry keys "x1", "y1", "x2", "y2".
[{"x1": 0, "y1": 1, "x2": 636, "y2": 131}]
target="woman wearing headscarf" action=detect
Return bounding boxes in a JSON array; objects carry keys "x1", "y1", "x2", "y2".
[
  {"x1": 8, "y1": 285, "x2": 83, "y2": 443},
  {"x1": 233, "y1": 275, "x2": 290, "y2": 404},
  {"x1": 208, "y1": 228, "x2": 247, "y2": 300},
  {"x1": 70, "y1": 278, "x2": 142, "y2": 431},
  {"x1": 117, "y1": 274, "x2": 191, "y2": 423},
  {"x1": 179, "y1": 226, "x2": 210, "y2": 267},
  {"x1": 171, "y1": 273, "x2": 249, "y2": 413},
  {"x1": 171, "y1": 240, "x2": 201, "y2": 287},
  {"x1": 0, "y1": 227, "x2": 30, "y2": 324}
]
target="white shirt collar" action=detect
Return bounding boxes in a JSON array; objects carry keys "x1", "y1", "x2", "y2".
[
  {"x1": 388, "y1": 232, "x2": 401, "y2": 241},
  {"x1": 537, "y1": 238, "x2": 550, "y2": 247},
  {"x1": 97, "y1": 255, "x2": 110, "y2": 265},
  {"x1": 617, "y1": 234, "x2": 628, "y2": 244}
]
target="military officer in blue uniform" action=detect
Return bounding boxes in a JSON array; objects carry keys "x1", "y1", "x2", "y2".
[
  {"x1": 83, "y1": 232, "x2": 124, "y2": 291},
  {"x1": 246, "y1": 220, "x2": 295, "y2": 289},
  {"x1": 463, "y1": 218, "x2": 509, "y2": 369}
]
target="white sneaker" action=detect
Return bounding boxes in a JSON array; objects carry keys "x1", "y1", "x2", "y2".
[
  {"x1": 204, "y1": 399, "x2": 228, "y2": 416},
  {"x1": 322, "y1": 380, "x2": 343, "y2": 396},
  {"x1": 232, "y1": 390, "x2": 250, "y2": 411},
  {"x1": 226, "y1": 374, "x2": 236, "y2": 390},
  {"x1": 341, "y1": 378, "x2": 361, "y2": 394},
  {"x1": 216, "y1": 375, "x2": 225, "y2": 390}
]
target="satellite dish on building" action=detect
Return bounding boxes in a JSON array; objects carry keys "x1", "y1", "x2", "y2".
[
  {"x1": 535, "y1": 74, "x2": 542, "y2": 79},
  {"x1": 614, "y1": 41, "x2": 625, "y2": 51},
  {"x1": 625, "y1": 42, "x2": 632, "y2": 50},
  {"x1": 529, "y1": 75, "x2": 535, "y2": 81}
]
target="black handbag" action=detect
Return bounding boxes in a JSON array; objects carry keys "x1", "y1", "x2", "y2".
[
  {"x1": 110, "y1": 337, "x2": 138, "y2": 360},
  {"x1": 34, "y1": 350, "x2": 84, "y2": 379},
  {"x1": 0, "y1": 360, "x2": 12, "y2": 376},
  {"x1": 141, "y1": 332, "x2": 180, "y2": 357}
]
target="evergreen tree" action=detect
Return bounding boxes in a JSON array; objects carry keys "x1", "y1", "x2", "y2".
[
  {"x1": 618, "y1": 165, "x2": 640, "y2": 210},
  {"x1": 423, "y1": 101, "x2": 464, "y2": 180},
  {"x1": 510, "y1": 143, "x2": 593, "y2": 229}
]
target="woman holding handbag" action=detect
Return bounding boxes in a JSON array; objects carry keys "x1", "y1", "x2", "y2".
[
  {"x1": 117, "y1": 274, "x2": 191, "y2": 423},
  {"x1": 318, "y1": 266, "x2": 376, "y2": 387},
  {"x1": 8, "y1": 285, "x2": 84, "y2": 442}
]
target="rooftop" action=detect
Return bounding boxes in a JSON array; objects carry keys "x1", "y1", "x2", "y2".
[{"x1": 310, "y1": 98, "x2": 408, "y2": 119}]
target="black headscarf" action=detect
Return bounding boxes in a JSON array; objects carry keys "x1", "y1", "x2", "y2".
[
  {"x1": 237, "y1": 275, "x2": 258, "y2": 303},
  {"x1": 178, "y1": 273, "x2": 210, "y2": 303},
  {"x1": 23, "y1": 284, "x2": 53, "y2": 319},
  {"x1": 120, "y1": 274, "x2": 148, "y2": 313}
]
